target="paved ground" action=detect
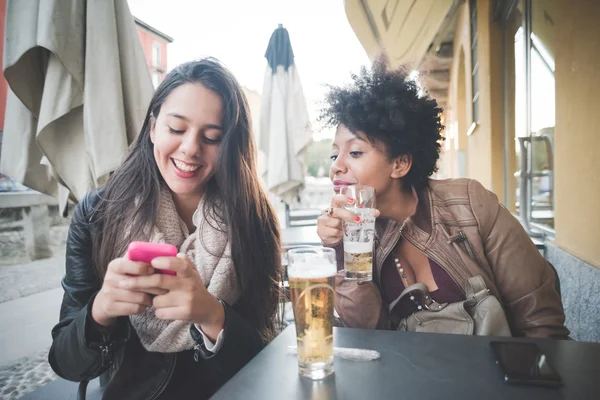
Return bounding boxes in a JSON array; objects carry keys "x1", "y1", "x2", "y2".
[
  {"x1": 0, "y1": 288, "x2": 63, "y2": 399},
  {"x1": 0, "y1": 349, "x2": 57, "y2": 400},
  {"x1": 0, "y1": 223, "x2": 67, "y2": 399},
  {"x1": 0, "y1": 288, "x2": 63, "y2": 367},
  {"x1": 0, "y1": 257, "x2": 65, "y2": 304}
]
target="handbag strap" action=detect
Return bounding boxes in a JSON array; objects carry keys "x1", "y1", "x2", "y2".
[
  {"x1": 465, "y1": 275, "x2": 490, "y2": 302},
  {"x1": 390, "y1": 275, "x2": 491, "y2": 313},
  {"x1": 388, "y1": 282, "x2": 447, "y2": 314},
  {"x1": 388, "y1": 282, "x2": 427, "y2": 312}
]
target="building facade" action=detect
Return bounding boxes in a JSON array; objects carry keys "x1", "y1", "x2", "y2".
[
  {"x1": 345, "y1": 0, "x2": 600, "y2": 341},
  {"x1": 134, "y1": 17, "x2": 173, "y2": 88}
]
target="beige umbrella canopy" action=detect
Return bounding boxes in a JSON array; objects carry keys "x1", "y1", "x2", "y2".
[{"x1": 1, "y1": 0, "x2": 153, "y2": 211}]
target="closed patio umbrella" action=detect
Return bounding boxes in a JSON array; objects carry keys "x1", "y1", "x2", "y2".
[
  {"x1": 1, "y1": 0, "x2": 153, "y2": 211},
  {"x1": 259, "y1": 24, "x2": 312, "y2": 207}
]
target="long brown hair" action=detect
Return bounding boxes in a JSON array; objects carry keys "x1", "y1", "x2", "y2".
[{"x1": 90, "y1": 58, "x2": 281, "y2": 341}]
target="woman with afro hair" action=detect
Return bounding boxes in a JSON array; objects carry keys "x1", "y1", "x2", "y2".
[{"x1": 317, "y1": 58, "x2": 568, "y2": 339}]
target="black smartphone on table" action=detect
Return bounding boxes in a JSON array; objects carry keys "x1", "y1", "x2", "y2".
[{"x1": 490, "y1": 341, "x2": 562, "y2": 388}]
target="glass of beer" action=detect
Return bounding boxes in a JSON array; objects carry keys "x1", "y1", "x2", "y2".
[
  {"x1": 340, "y1": 185, "x2": 376, "y2": 281},
  {"x1": 288, "y1": 247, "x2": 336, "y2": 380}
]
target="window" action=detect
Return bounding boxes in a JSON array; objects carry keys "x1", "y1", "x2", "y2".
[
  {"x1": 470, "y1": 0, "x2": 480, "y2": 124},
  {"x1": 152, "y1": 72, "x2": 160, "y2": 88},
  {"x1": 502, "y1": 0, "x2": 556, "y2": 232},
  {"x1": 152, "y1": 42, "x2": 161, "y2": 68}
]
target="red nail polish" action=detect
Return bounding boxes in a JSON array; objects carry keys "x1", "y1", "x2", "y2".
[{"x1": 355, "y1": 216, "x2": 361, "y2": 222}]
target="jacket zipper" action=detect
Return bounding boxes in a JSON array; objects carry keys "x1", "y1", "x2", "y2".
[
  {"x1": 147, "y1": 355, "x2": 177, "y2": 400},
  {"x1": 457, "y1": 231, "x2": 484, "y2": 269},
  {"x1": 99, "y1": 341, "x2": 113, "y2": 369},
  {"x1": 447, "y1": 230, "x2": 496, "y2": 285},
  {"x1": 449, "y1": 231, "x2": 486, "y2": 272},
  {"x1": 81, "y1": 332, "x2": 115, "y2": 380},
  {"x1": 84, "y1": 334, "x2": 175, "y2": 400}
]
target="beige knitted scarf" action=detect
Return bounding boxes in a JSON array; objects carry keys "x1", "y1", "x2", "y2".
[{"x1": 129, "y1": 187, "x2": 240, "y2": 353}]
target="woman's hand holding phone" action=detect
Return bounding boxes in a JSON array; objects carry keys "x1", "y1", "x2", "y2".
[
  {"x1": 92, "y1": 242, "x2": 225, "y2": 340},
  {"x1": 92, "y1": 257, "x2": 162, "y2": 327},
  {"x1": 91, "y1": 242, "x2": 176, "y2": 327},
  {"x1": 117, "y1": 253, "x2": 226, "y2": 342}
]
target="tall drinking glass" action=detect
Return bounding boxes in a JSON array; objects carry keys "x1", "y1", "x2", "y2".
[
  {"x1": 340, "y1": 185, "x2": 376, "y2": 281},
  {"x1": 288, "y1": 247, "x2": 336, "y2": 380}
]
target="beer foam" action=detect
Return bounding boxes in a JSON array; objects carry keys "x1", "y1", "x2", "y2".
[
  {"x1": 344, "y1": 241, "x2": 373, "y2": 254},
  {"x1": 288, "y1": 262, "x2": 337, "y2": 279}
]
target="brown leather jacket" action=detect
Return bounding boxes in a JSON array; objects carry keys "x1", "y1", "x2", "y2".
[{"x1": 327, "y1": 178, "x2": 569, "y2": 339}]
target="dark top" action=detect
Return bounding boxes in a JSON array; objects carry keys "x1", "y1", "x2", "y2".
[{"x1": 380, "y1": 256, "x2": 465, "y2": 318}]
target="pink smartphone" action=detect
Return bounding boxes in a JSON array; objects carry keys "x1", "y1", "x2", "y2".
[{"x1": 127, "y1": 242, "x2": 177, "y2": 276}]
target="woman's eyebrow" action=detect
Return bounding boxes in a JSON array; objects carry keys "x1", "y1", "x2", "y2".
[
  {"x1": 166, "y1": 113, "x2": 223, "y2": 130},
  {"x1": 166, "y1": 112, "x2": 190, "y2": 122}
]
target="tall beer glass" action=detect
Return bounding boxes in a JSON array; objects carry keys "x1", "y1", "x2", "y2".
[
  {"x1": 340, "y1": 185, "x2": 376, "y2": 281},
  {"x1": 288, "y1": 247, "x2": 336, "y2": 379}
]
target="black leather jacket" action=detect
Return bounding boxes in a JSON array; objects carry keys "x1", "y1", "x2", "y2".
[{"x1": 48, "y1": 191, "x2": 264, "y2": 399}]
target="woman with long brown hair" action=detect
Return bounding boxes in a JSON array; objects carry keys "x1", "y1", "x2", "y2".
[{"x1": 49, "y1": 58, "x2": 281, "y2": 399}]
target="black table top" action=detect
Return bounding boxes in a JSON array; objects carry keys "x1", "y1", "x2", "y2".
[{"x1": 212, "y1": 325, "x2": 600, "y2": 400}]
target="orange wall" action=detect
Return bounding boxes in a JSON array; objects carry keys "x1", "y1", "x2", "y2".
[
  {"x1": 553, "y1": 0, "x2": 600, "y2": 267},
  {"x1": 0, "y1": 0, "x2": 8, "y2": 131},
  {"x1": 136, "y1": 28, "x2": 169, "y2": 79}
]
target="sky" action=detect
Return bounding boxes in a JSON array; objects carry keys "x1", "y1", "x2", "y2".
[{"x1": 127, "y1": 0, "x2": 370, "y2": 140}]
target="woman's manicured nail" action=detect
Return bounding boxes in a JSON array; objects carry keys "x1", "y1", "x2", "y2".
[{"x1": 355, "y1": 216, "x2": 361, "y2": 222}]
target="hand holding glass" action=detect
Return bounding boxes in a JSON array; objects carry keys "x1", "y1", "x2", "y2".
[{"x1": 340, "y1": 185, "x2": 376, "y2": 281}]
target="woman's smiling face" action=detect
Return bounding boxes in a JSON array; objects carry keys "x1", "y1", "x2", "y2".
[{"x1": 151, "y1": 83, "x2": 223, "y2": 198}]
